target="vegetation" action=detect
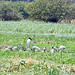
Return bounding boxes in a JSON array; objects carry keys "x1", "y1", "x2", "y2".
[
  {"x1": 0, "y1": 21, "x2": 75, "y2": 34},
  {"x1": 0, "y1": 1, "x2": 28, "y2": 21},
  {"x1": 25, "y1": 0, "x2": 72, "y2": 22},
  {"x1": 0, "y1": 0, "x2": 75, "y2": 22},
  {"x1": 0, "y1": 0, "x2": 75, "y2": 74},
  {"x1": 0, "y1": 51, "x2": 75, "y2": 75},
  {"x1": 0, "y1": 21, "x2": 75, "y2": 74},
  {"x1": 0, "y1": 0, "x2": 34, "y2": 2}
]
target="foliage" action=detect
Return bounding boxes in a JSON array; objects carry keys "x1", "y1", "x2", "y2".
[
  {"x1": 0, "y1": 0, "x2": 34, "y2": 2},
  {"x1": 0, "y1": 1, "x2": 29, "y2": 21},
  {"x1": 24, "y1": 0, "x2": 75, "y2": 22},
  {"x1": 0, "y1": 20, "x2": 75, "y2": 74},
  {"x1": 13, "y1": 2, "x2": 29, "y2": 19},
  {"x1": 0, "y1": 21, "x2": 75, "y2": 52},
  {"x1": 0, "y1": 51, "x2": 75, "y2": 74},
  {"x1": 0, "y1": 21, "x2": 75, "y2": 34},
  {"x1": 0, "y1": 2, "x2": 23, "y2": 21},
  {"x1": 0, "y1": 1, "x2": 75, "y2": 22}
]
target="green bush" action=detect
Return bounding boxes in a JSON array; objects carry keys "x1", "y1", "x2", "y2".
[
  {"x1": 0, "y1": 2, "x2": 27, "y2": 21},
  {"x1": 24, "y1": 0, "x2": 75, "y2": 22},
  {"x1": 0, "y1": 1, "x2": 75, "y2": 22}
]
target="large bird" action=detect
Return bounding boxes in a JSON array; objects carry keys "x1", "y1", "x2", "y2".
[
  {"x1": 59, "y1": 45, "x2": 66, "y2": 50},
  {"x1": 50, "y1": 48, "x2": 54, "y2": 53},
  {"x1": 27, "y1": 37, "x2": 32, "y2": 48},
  {"x1": 59, "y1": 45, "x2": 66, "y2": 52},
  {"x1": 32, "y1": 46, "x2": 40, "y2": 52},
  {"x1": 50, "y1": 46, "x2": 58, "y2": 53},
  {"x1": 43, "y1": 47, "x2": 47, "y2": 53},
  {"x1": 52, "y1": 46, "x2": 58, "y2": 52}
]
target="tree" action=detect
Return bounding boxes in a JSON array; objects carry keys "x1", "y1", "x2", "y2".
[
  {"x1": 24, "y1": 0, "x2": 72, "y2": 22},
  {"x1": 0, "y1": 2, "x2": 23, "y2": 21}
]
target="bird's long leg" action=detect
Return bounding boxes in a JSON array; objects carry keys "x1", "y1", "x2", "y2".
[
  {"x1": 27, "y1": 43, "x2": 30, "y2": 48},
  {"x1": 44, "y1": 49, "x2": 45, "y2": 53}
]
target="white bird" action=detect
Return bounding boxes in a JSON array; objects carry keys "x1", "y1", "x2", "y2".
[
  {"x1": 59, "y1": 45, "x2": 66, "y2": 50},
  {"x1": 19, "y1": 49, "x2": 23, "y2": 51},
  {"x1": 59, "y1": 45, "x2": 66, "y2": 52},
  {"x1": 26, "y1": 48, "x2": 31, "y2": 51},
  {"x1": 50, "y1": 49, "x2": 54, "y2": 53},
  {"x1": 32, "y1": 46, "x2": 36, "y2": 52},
  {"x1": 32, "y1": 46, "x2": 40, "y2": 52},
  {"x1": 4, "y1": 48, "x2": 10, "y2": 51},
  {"x1": 12, "y1": 46, "x2": 17, "y2": 50},
  {"x1": 36, "y1": 46, "x2": 40, "y2": 51},
  {"x1": 27, "y1": 37, "x2": 32, "y2": 48},
  {"x1": 4, "y1": 46, "x2": 12, "y2": 51},
  {"x1": 50, "y1": 46, "x2": 58, "y2": 53},
  {"x1": 52, "y1": 46, "x2": 58, "y2": 52},
  {"x1": 43, "y1": 47, "x2": 47, "y2": 53}
]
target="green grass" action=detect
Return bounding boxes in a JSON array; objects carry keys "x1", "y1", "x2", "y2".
[
  {"x1": 0, "y1": 33, "x2": 75, "y2": 52},
  {"x1": 0, "y1": 20, "x2": 75, "y2": 34},
  {"x1": 0, "y1": 20, "x2": 75, "y2": 75},
  {"x1": 0, "y1": 51, "x2": 75, "y2": 75}
]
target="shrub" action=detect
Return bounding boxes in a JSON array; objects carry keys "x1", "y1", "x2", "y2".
[
  {"x1": 0, "y1": 2, "x2": 23, "y2": 21},
  {"x1": 24, "y1": 0, "x2": 75, "y2": 22}
]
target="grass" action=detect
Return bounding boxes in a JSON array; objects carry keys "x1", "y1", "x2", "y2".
[
  {"x1": 0, "y1": 20, "x2": 75, "y2": 34},
  {"x1": 0, "y1": 20, "x2": 75, "y2": 75},
  {"x1": 0, "y1": 33, "x2": 75, "y2": 52},
  {"x1": 0, "y1": 51, "x2": 75, "y2": 75}
]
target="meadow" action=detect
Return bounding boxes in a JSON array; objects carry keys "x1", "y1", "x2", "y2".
[
  {"x1": 0, "y1": 20, "x2": 75, "y2": 34},
  {"x1": 0, "y1": 20, "x2": 75, "y2": 75}
]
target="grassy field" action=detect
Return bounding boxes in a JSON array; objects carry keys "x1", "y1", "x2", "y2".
[
  {"x1": 0, "y1": 20, "x2": 75, "y2": 34},
  {"x1": 0, "y1": 20, "x2": 75, "y2": 75}
]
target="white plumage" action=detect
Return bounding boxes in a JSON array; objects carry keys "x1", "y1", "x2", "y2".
[
  {"x1": 50, "y1": 49, "x2": 54, "y2": 53},
  {"x1": 50, "y1": 46, "x2": 66, "y2": 53},
  {"x1": 50, "y1": 46, "x2": 57, "y2": 53},
  {"x1": 59, "y1": 45, "x2": 66, "y2": 50},
  {"x1": 36, "y1": 46, "x2": 40, "y2": 51},
  {"x1": 43, "y1": 47, "x2": 47, "y2": 52},
  {"x1": 59, "y1": 45, "x2": 66, "y2": 52},
  {"x1": 26, "y1": 48, "x2": 31, "y2": 51},
  {"x1": 32, "y1": 46, "x2": 40, "y2": 52},
  {"x1": 27, "y1": 38, "x2": 32, "y2": 48},
  {"x1": 12, "y1": 46, "x2": 17, "y2": 51},
  {"x1": 52, "y1": 46, "x2": 58, "y2": 51}
]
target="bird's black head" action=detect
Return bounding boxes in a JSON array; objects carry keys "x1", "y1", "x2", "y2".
[
  {"x1": 29, "y1": 37, "x2": 32, "y2": 40},
  {"x1": 52, "y1": 46, "x2": 54, "y2": 49}
]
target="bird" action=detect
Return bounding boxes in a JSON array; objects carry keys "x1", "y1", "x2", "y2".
[
  {"x1": 50, "y1": 46, "x2": 58, "y2": 53},
  {"x1": 12, "y1": 46, "x2": 17, "y2": 51},
  {"x1": 50, "y1": 48, "x2": 54, "y2": 53},
  {"x1": 26, "y1": 48, "x2": 31, "y2": 51},
  {"x1": 35, "y1": 46, "x2": 40, "y2": 52},
  {"x1": 32, "y1": 46, "x2": 36, "y2": 52},
  {"x1": 43, "y1": 47, "x2": 47, "y2": 53},
  {"x1": 58, "y1": 45, "x2": 66, "y2": 52},
  {"x1": 52, "y1": 46, "x2": 58, "y2": 52},
  {"x1": 3, "y1": 46, "x2": 12, "y2": 51},
  {"x1": 59, "y1": 45, "x2": 66, "y2": 50},
  {"x1": 32, "y1": 46, "x2": 40, "y2": 52},
  {"x1": 50, "y1": 46, "x2": 55, "y2": 53},
  {"x1": 27, "y1": 37, "x2": 32, "y2": 48}
]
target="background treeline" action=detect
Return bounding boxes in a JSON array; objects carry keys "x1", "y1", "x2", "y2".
[
  {"x1": 0, "y1": 0, "x2": 75, "y2": 22},
  {"x1": 0, "y1": 0, "x2": 75, "y2": 2},
  {"x1": 0, "y1": 0, "x2": 34, "y2": 2}
]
